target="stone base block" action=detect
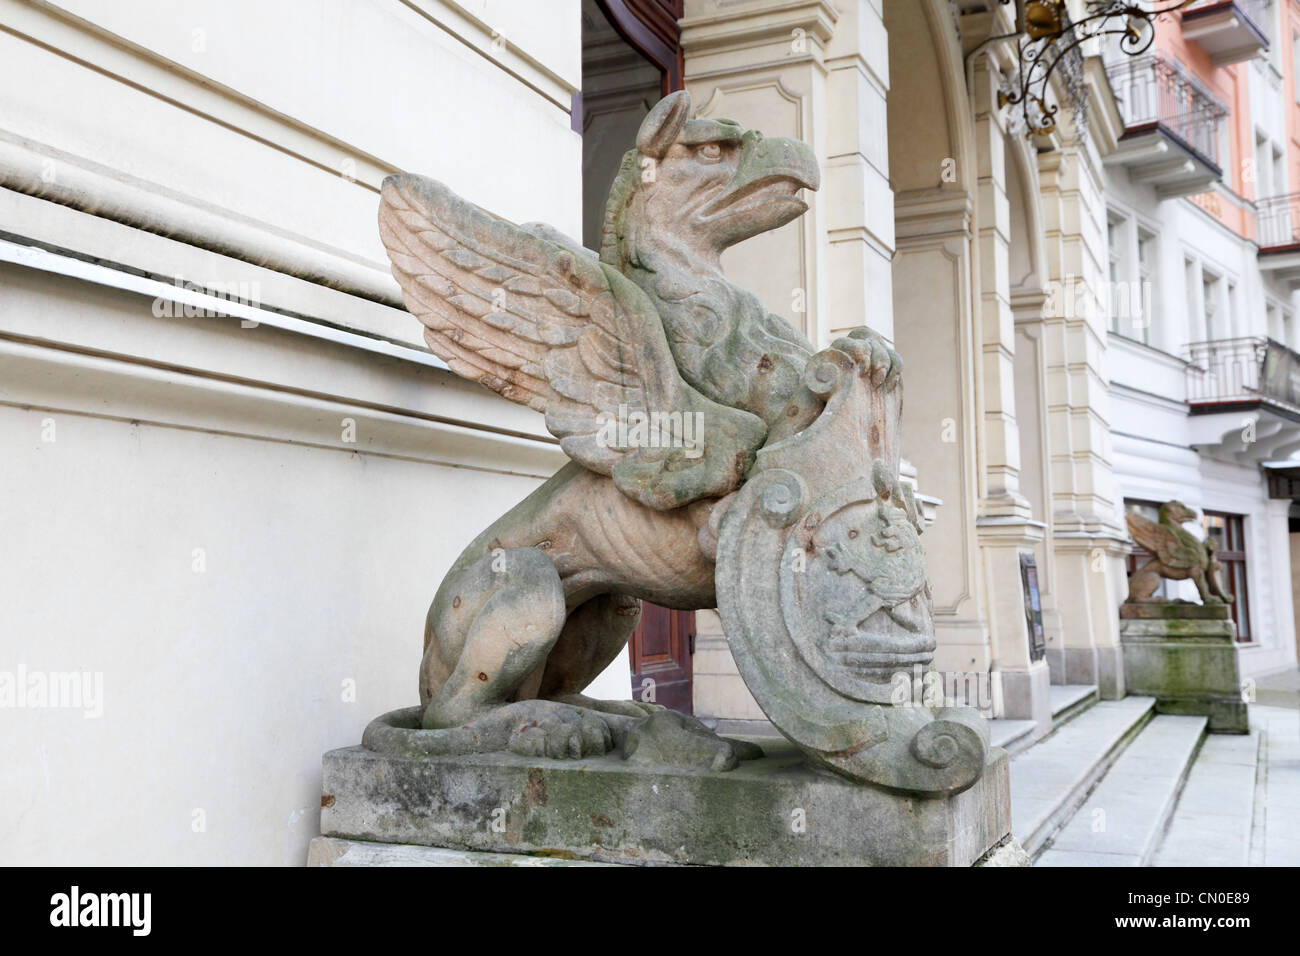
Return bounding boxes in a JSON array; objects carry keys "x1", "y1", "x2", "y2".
[
  {"x1": 1120, "y1": 608, "x2": 1247, "y2": 734},
  {"x1": 317, "y1": 737, "x2": 1012, "y2": 867},
  {"x1": 999, "y1": 660, "x2": 1051, "y2": 732},
  {"x1": 307, "y1": 836, "x2": 615, "y2": 866}
]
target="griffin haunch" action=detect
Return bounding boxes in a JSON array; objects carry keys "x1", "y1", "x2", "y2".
[
  {"x1": 594, "y1": 403, "x2": 705, "y2": 459},
  {"x1": 49, "y1": 886, "x2": 151, "y2": 936}
]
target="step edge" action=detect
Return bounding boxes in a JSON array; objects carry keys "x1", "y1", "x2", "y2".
[
  {"x1": 1049, "y1": 684, "x2": 1102, "y2": 729},
  {"x1": 1138, "y1": 717, "x2": 1209, "y2": 867},
  {"x1": 1020, "y1": 702, "x2": 1157, "y2": 856}
]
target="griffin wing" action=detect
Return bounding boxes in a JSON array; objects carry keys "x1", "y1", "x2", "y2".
[
  {"x1": 1126, "y1": 513, "x2": 1198, "y2": 569},
  {"x1": 378, "y1": 174, "x2": 766, "y2": 510}
]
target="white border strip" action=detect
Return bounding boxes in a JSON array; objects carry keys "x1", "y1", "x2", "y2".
[{"x1": 0, "y1": 236, "x2": 449, "y2": 373}]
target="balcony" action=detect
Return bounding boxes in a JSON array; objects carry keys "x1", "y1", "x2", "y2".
[
  {"x1": 1186, "y1": 336, "x2": 1300, "y2": 461},
  {"x1": 1104, "y1": 55, "x2": 1226, "y2": 199},
  {"x1": 1255, "y1": 192, "x2": 1300, "y2": 286},
  {"x1": 1181, "y1": 0, "x2": 1271, "y2": 66}
]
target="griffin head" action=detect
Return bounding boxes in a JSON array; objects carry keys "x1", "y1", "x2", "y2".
[
  {"x1": 600, "y1": 90, "x2": 821, "y2": 269},
  {"x1": 1158, "y1": 500, "x2": 1197, "y2": 526}
]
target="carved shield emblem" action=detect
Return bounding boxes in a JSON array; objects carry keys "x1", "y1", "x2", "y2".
[{"x1": 715, "y1": 339, "x2": 988, "y2": 793}]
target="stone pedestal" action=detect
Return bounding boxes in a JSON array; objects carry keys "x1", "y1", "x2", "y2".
[
  {"x1": 312, "y1": 710, "x2": 1015, "y2": 867},
  {"x1": 1119, "y1": 603, "x2": 1248, "y2": 733}
]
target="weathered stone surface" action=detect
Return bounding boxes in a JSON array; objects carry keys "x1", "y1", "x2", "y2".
[
  {"x1": 1124, "y1": 501, "x2": 1233, "y2": 605},
  {"x1": 1120, "y1": 614, "x2": 1247, "y2": 733},
  {"x1": 975, "y1": 836, "x2": 1031, "y2": 867},
  {"x1": 622, "y1": 709, "x2": 763, "y2": 771},
  {"x1": 1120, "y1": 601, "x2": 1230, "y2": 620},
  {"x1": 368, "y1": 89, "x2": 991, "y2": 795},
  {"x1": 307, "y1": 836, "x2": 616, "y2": 867},
  {"x1": 318, "y1": 738, "x2": 1012, "y2": 867}
]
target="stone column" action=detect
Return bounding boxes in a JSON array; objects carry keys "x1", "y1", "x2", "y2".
[
  {"x1": 970, "y1": 56, "x2": 1032, "y2": 519},
  {"x1": 1036, "y1": 142, "x2": 1129, "y2": 699},
  {"x1": 823, "y1": 0, "x2": 893, "y2": 343},
  {"x1": 893, "y1": 192, "x2": 991, "y2": 680},
  {"x1": 682, "y1": 0, "x2": 891, "y2": 719},
  {"x1": 1014, "y1": 290, "x2": 1068, "y2": 671},
  {"x1": 966, "y1": 46, "x2": 1051, "y2": 726},
  {"x1": 680, "y1": 0, "x2": 838, "y2": 346}
]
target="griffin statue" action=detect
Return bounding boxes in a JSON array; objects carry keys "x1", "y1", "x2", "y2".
[
  {"x1": 374, "y1": 91, "x2": 989, "y2": 794},
  {"x1": 1125, "y1": 501, "x2": 1233, "y2": 605}
]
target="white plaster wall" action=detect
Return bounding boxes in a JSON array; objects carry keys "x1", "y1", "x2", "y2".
[{"x1": 0, "y1": 0, "x2": 638, "y2": 865}]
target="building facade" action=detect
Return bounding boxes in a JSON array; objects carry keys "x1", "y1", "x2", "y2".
[{"x1": 2, "y1": 0, "x2": 1296, "y2": 864}]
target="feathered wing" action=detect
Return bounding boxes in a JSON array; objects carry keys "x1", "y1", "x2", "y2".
[
  {"x1": 1126, "y1": 513, "x2": 1199, "y2": 569},
  {"x1": 378, "y1": 174, "x2": 766, "y2": 510}
]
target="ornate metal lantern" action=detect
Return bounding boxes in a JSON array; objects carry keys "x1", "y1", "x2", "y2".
[{"x1": 997, "y1": 0, "x2": 1198, "y2": 137}]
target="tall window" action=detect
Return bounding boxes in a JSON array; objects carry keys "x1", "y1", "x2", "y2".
[
  {"x1": 1201, "y1": 271, "x2": 1221, "y2": 341},
  {"x1": 1294, "y1": 33, "x2": 1300, "y2": 103},
  {"x1": 1136, "y1": 228, "x2": 1157, "y2": 344},
  {"x1": 1203, "y1": 511, "x2": 1251, "y2": 642},
  {"x1": 1255, "y1": 132, "x2": 1272, "y2": 198},
  {"x1": 1108, "y1": 216, "x2": 1124, "y2": 334}
]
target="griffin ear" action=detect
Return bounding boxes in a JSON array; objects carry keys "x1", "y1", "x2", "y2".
[{"x1": 636, "y1": 90, "x2": 691, "y2": 159}]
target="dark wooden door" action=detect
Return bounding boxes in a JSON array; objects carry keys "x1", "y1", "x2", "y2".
[
  {"x1": 585, "y1": 0, "x2": 692, "y2": 713},
  {"x1": 629, "y1": 605, "x2": 694, "y2": 713}
]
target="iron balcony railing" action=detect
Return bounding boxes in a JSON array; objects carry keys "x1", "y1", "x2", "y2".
[
  {"x1": 1105, "y1": 54, "x2": 1228, "y2": 168},
  {"x1": 1186, "y1": 336, "x2": 1300, "y2": 410},
  {"x1": 1256, "y1": 192, "x2": 1300, "y2": 248}
]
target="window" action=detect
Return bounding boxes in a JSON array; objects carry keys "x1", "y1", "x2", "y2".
[
  {"x1": 1226, "y1": 281, "x2": 1238, "y2": 338},
  {"x1": 1136, "y1": 228, "x2": 1157, "y2": 344},
  {"x1": 1202, "y1": 270, "x2": 1221, "y2": 341},
  {"x1": 1293, "y1": 33, "x2": 1300, "y2": 103},
  {"x1": 1219, "y1": 114, "x2": 1232, "y2": 178},
  {"x1": 1255, "y1": 132, "x2": 1271, "y2": 199},
  {"x1": 1108, "y1": 216, "x2": 1124, "y2": 334},
  {"x1": 1203, "y1": 511, "x2": 1251, "y2": 642}
]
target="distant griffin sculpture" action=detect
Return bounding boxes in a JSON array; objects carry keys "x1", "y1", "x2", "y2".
[
  {"x1": 1125, "y1": 501, "x2": 1233, "y2": 605},
  {"x1": 375, "y1": 91, "x2": 988, "y2": 793}
]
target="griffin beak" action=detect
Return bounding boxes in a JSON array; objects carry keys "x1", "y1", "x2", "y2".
[{"x1": 700, "y1": 134, "x2": 821, "y2": 231}]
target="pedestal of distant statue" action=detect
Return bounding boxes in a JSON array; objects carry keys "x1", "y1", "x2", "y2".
[
  {"x1": 309, "y1": 91, "x2": 1024, "y2": 867},
  {"x1": 1119, "y1": 602, "x2": 1247, "y2": 734},
  {"x1": 1120, "y1": 502, "x2": 1248, "y2": 734}
]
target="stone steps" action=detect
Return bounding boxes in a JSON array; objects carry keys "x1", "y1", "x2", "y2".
[
  {"x1": 1010, "y1": 695, "x2": 1156, "y2": 856},
  {"x1": 1049, "y1": 684, "x2": 1100, "y2": 727},
  {"x1": 1035, "y1": 714, "x2": 1207, "y2": 866},
  {"x1": 989, "y1": 718, "x2": 1038, "y2": 757},
  {"x1": 1150, "y1": 730, "x2": 1260, "y2": 866}
]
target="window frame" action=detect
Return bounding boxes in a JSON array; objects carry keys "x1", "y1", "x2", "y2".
[{"x1": 1202, "y1": 510, "x2": 1252, "y2": 643}]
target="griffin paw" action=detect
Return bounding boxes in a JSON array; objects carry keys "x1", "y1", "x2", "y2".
[
  {"x1": 552, "y1": 693, "x2": 665, "y2": 718},
  {"x1": 506, "y1": 702, "x2": 613, "y2": 759},
  {"x1": 835, "y1": 327, "x2": 902, "y2": 390}
]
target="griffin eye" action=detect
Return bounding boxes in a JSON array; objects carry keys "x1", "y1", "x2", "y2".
[{"x1": 697, "y1": 143, "x2": 723, "y2": 163}]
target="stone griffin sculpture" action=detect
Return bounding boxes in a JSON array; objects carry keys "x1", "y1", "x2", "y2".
[
  {"x1": 1125, "y1": 501, "x2": 1233, "y2": 605},
  {"x1": 372, "y1": 91, "x2": 989, "y2": 794}
]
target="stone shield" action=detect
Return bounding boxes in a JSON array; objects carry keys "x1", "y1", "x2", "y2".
[{"x1": 715, "y1": 340, "x2": 989, "y2": 794}]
